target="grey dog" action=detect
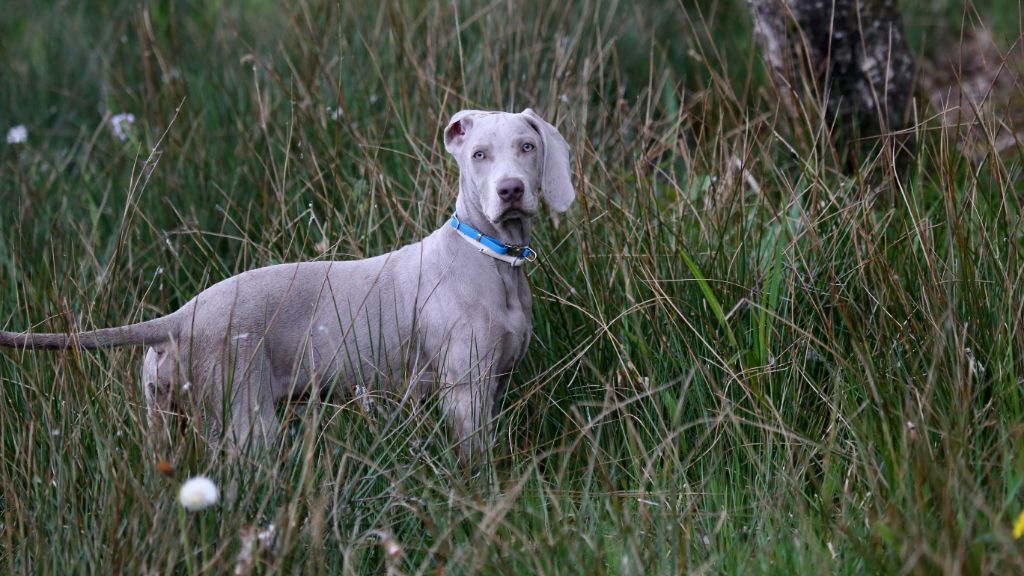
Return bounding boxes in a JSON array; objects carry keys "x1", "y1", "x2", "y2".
[{"x1": 0, "y1": 108, "x2": 574, "y2": 461}]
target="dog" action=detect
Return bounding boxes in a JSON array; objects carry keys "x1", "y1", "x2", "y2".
[{"x1": 0, "y1": 108, "x2": 574, "y2": 462}]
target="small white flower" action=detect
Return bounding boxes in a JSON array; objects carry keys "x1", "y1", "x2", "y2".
[
  {"x1": 354, "y1": 385, "x2": 375, "y2": 410},
  {"x1": 371, "y1": 531, "x2": 402, "y2": 558},
  {"x1": 257, "y1": 524, "x2": 277, "y2": 547},
  {"x1": 965, "y1": 347, "x2": 986, "y2": 376},
  {"x1": 110, "y1": 113, "x2": 136, "y2": 141},
  {"x1": 326, "y1": 106, "x2": 343, "y2": 120},
  {"x1": 6, "y1": 125, "x2": 27, "y2": 144},
  {"x1": 178, "y1": 476, "x2": 219, "y2": 511},
  {"x1": 235, "y1": 523, "x2": 278, "y2": 573}
]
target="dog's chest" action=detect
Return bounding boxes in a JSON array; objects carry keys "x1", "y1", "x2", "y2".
[{"x1": 495, "y1": 265, "x2": 532, "y2": 361}]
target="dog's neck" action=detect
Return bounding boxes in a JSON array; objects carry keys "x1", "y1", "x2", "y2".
[
  {"x1": 449, "y1": 194, "x2": 533, "y2": 313},
  {"x1": 454, "y1": 196, "x2": 533, "y2": 248}
]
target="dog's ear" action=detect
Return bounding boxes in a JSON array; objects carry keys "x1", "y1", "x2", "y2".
[
  {"x1": 444, "y1": 110, "x2": 485, "y2": 154},
  {"x1": 520, "y1": 108, "x2": 575, "y2": 212}
]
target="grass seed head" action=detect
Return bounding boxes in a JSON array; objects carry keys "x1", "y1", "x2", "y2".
[{"x1": 178, "y1": 476, "x2": 219, "y2": 512}]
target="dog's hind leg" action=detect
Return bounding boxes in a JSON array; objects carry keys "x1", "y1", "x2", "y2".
[
  {"x1": 142, "y1": 345, "x2": 181, "y2": 446},
  {"x1": 215, "y1": 345, "x2": 280, "y2": 457}
]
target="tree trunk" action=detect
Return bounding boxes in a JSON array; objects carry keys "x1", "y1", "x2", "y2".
[{"x1": 748, "y1": 0, "x2": 916, "y2": 169}]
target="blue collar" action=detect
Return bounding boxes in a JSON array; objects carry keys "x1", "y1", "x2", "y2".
[{"x1": 449, "y1": 213, "x2": 536, "y2": 265}]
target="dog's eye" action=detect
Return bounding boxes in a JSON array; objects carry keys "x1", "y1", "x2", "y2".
[
  {"x1": 472, "y1": 150, "x2": 486, "y2": 160},
  {"x1": 521, "y1": 143, "x2": 535, "y2": 152}
]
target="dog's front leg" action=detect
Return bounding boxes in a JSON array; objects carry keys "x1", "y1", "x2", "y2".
[
  {"x1": 441, "y1": 377, "x2": 498, "y2": 465},
  {"x1": 437, "y1": 337, "x2": 505, "y2": 465}
]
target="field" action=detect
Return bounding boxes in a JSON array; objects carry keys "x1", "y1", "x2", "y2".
[{"x1": 2, "y1": 0, "x2": 1024, "y2": 573}]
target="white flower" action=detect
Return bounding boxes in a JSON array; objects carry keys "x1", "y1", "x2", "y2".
[
  {"x1": 257, "y1": 524, "x2": 277, "y2": 547},
  {"x1": 6, "y1": 125, "x2": 27, "y2": 145},
  {"x1": 372, "y1": 531, "x2": 402, "y2": 558},
  {"x1": 383, "y1": 538, "x2": 402, "y2": 558},
  {"x1": 178, "y1": 476, "x2": 219, "y2": 511},
  {"x1": 235, "y1": 523, "x2": 278, "y2": 573},
  {"x1": 110, "y1": 113, "x2": 136, "y2": 141},
  {"x1": 354, "y1": 385, "x2": 375, "y2": 410}
]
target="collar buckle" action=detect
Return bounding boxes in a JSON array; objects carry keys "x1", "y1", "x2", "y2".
[{"x1": 505, "y1": 245, "x2": 527, "y2": 258}]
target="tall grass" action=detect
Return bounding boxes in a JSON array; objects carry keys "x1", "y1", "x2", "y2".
[{"x1": 2, "y1": 0, "x2": 1023, "y2": 573}]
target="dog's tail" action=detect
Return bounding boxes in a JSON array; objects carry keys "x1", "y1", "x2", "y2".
[{"x1": 0, "y1": 312, "x2": 181, "y2": 350}]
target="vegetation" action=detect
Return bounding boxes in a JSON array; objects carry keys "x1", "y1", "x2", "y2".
[{"x1": 1, "y1": 0, "x2": 1022, "y2": 573}]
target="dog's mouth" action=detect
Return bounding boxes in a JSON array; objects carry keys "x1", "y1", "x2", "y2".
[{"x1": 496, "y1": 208, "x2": 531, "y2": 223}]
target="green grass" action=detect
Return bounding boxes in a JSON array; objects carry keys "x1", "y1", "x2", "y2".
[{"x1": 2, "y1": 0, "x2": 1024, "y2": 573}]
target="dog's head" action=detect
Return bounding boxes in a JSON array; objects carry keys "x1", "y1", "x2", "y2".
[{"x1": 444, "y1": 109, "x2": 574, "y2": 226}]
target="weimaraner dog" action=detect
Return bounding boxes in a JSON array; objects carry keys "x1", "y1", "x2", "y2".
[{"x1": 0, "y1": 108, "x2": 574, "y2": 461}]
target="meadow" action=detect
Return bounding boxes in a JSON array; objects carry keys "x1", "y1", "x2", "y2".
[{"x1": 2, "y1": 0, "x2": 1023, "y2": 573}]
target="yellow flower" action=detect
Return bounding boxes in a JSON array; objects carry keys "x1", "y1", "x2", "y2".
[{"x1": 1014, "y1": 510, "x2": 1024, "y2": 539}]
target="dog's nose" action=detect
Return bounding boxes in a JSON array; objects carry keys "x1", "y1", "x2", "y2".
[{"x1": 496, "y1": 178, "x2": 524, "y2": 203}]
